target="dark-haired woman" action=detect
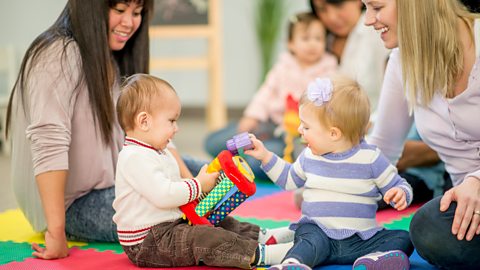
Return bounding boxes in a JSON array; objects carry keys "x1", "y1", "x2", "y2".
[
  {"x1": 6, "y1": 0, "x2": 154, "y2": 259},
  {"x1": 310, "y1": 0, "x2": 389, "y2": 107}
]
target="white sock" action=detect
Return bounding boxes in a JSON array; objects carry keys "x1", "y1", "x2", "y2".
[
  {"x1": 258, "y1": 227, "x2": 295, "y2": 245},
  {"x1": 257, "y1": 242, "x2": 294, "y2": 266}
]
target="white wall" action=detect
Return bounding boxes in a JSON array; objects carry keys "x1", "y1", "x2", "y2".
[
  {"x1": 0, "y1": 0, "x2": 309, "y2": 108},
  {"x1": 0, "y1": 0, "x2": 65, "y2": 52},
  {"x1": 0, "y1": 0, "x2": 65, "y2": 100}
]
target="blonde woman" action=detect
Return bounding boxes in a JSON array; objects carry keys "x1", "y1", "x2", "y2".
[{"x1": 364, "y1": 0, "x2": 480, "y2": 268}]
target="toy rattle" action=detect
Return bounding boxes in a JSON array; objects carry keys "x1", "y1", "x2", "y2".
[
  {"x1": 180, "y1": 132, "x2": 256, "y2": 226},
  {"x1": 226, "y1": 132, "x2": 254, "y2": 155}
]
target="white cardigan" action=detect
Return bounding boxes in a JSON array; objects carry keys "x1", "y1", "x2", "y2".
[
  {"x1": 331, "y1": 12, "x2": 391, "y2": 112},
  {"x1": 113, "y1": 138, "x2": 201, "y2": 245}
]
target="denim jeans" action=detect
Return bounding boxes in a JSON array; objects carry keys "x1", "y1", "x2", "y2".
[
  {"x1": 182, "y1": 154, "x2": 208, "y2": 175},
  {"x1": 285, "y1": 223, "x2": 413, "y2": 268},
  {"x1": 65, "y1": 156, "x2": 208, "y2": 242},
  {"x1": 410, "y1": 196, "x2": 480, "y2": 270},
  {"x1": 204, "y1": 122, "x2": 286, "y2": 180},
  {"x1": 122, "y1": 217, "x2": 259, "y2": 269},
  {"x1": 65, "y1": 187, "x2": 118, "y2": 242}
]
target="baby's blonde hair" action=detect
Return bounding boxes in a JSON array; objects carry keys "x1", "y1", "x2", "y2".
[
  {"x1": 300, "y1": 76, "x2": 370, "y2": 144},
  {"x1": 117, "y1": 73, "x2": 176, "y2": 132}
]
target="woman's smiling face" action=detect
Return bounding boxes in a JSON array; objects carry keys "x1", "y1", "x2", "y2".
[
  {"x1": 108, "y1": 2, "x2": 143, "y2": 51},
  {"x1": 363, "y1": 0, "x2": 398, "y2": 49}
]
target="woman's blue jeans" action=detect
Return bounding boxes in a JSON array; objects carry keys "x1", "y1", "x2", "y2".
[{"x1": 410, "y1": 196, "x2": 480, "y2": 270}]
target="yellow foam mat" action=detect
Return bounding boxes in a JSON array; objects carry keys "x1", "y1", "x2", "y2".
[{"x1": 0, "y1": 209, "x2": 86, "y2": 247}]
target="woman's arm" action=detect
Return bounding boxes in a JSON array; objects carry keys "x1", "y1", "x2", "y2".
[
  {"x1": 368, "y1": 50, "x2": 413, "y2": 164},
  {"x1": 237, "y1": 117, "x2": 259, "y2": 133},
  {"x1": 25, "y1": 41, "x2": 80, "y2": 258},
  {"x1": 31, "y1": 171, "x2": 69, "y2": 259},
  {"x1": 168, "y1": 147, "x2": 194, "y2": 178},
  {"x1": 396, "y1": 140, "x2": 441, "y2": 172}
]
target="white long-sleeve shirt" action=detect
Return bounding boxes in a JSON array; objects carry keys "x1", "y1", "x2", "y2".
[
  {"x1": 113, "y1": 137, "x2": 201, "y2": 246},
  {"x1": 368, "y1": 20, "x2": 480, "y2": 186}
]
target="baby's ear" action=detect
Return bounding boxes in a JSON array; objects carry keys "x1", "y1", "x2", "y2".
[
  {"x1": 135, "y1": 111, "x2": 150, "y2": 131},
  {"x1": 329, "y1": 126, "x2": 343, "y2": 141}
]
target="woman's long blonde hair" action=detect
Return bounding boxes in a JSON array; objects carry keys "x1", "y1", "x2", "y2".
[{"x1": 397, "y1": 0, "x2": 478, "y2": 109}]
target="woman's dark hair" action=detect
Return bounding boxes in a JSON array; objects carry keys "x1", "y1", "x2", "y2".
[
  {"x1": 310, "y1": 0, "x2": 479, "y2": 15},
  {"x1": 6, "y1": 0, "x2": 153, "y2": 144},
  {"x1": 309, "y1": 0, "x2": 365, "y2": 17},
  {"x1": 461, "y1": 0, "x2": 480, "y2": 13}
]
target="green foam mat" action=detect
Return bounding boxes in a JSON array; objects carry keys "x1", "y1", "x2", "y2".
[
  {"x1": 79, "y1": 242, "x2": 124, "y2": 254},
  {"x1": 383, "y1": 214, "x2": 414, "y2": 230},
  {"x1": 0, "y1": 241, "x2": 35, "y2": 264},
  {"x1": 234, "y1": 216, "x2": 291, "y2": 229}
]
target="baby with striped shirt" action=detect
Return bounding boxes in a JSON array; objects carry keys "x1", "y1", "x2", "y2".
[{"x1": 245, "y1": 76, "x2": 414, "y2": 270}]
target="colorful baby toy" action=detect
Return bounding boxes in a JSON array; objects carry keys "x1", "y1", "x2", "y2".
[
  {"x1": 283, "y1": 94, "x2": 300, "y2": 163},
  {"x1": 180, "y1": 132, "x2": 256, "y2": 226}
]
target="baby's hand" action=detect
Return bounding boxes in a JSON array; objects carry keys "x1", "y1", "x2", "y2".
[
  {"x1": 243, "y1": 134, "x2": 272, "y2": 164},
  {"x1": 383, "y1": 187, "x2": 407, "y2": 211},
  {"x1": 196, "y1": 165, "x2": 219, "y2": 193}
]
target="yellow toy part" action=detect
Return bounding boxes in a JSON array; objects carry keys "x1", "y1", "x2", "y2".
[
  {"x1": 207, "y1": 156, "x2": 222, "y2": 173},
  {"x1": 232, "y1": 156, "x2": 255, "y2": 182},
  {"x1": 283, "y1": 94, "x2": 300, "y2": 163}
]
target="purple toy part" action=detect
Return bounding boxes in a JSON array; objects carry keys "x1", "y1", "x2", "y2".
[{"x1": 226, "y1": 132, "x2": 253, "y2": 155}]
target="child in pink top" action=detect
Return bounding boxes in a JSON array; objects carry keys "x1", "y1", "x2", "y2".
[{"x1": 205, "y1": 12, "x2": 338, "y2": 179}]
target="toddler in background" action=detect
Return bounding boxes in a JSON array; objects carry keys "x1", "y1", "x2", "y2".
[
  {"x1": 113, "y1": 74, "x2": 291, "y2": 268},
  {"x1": 205, "y1": 12, "x2": 338, "y2": 179},
  {"x1": 245, "y1": 76, "x2": 414, "y2": 270}
]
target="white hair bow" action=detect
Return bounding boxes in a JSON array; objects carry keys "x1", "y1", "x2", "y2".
[{"x1": 307, "y1": 78, "x2": 333, "y2": 106}]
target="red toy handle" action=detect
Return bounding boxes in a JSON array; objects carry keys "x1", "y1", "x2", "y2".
[{"x1": 179, "y1": 150, "x2": 256, "y2": 225}]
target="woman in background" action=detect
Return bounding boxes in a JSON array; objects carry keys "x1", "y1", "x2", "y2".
[
  {"x1": 204, "y1": 12, "x2": 337, "y2": 179},
  {"x1": 309, "y1": 0, "x2": 389, "y2": 109}
]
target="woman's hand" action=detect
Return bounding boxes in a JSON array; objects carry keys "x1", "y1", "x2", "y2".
[
  {"x1": 237, "y1": 117, "x2": 258, "y2": 133},
  {"x1": 440, "y1": 176, "x2": 480, "y2": 241},
  {"x1": 32, "y1": 229, "x2": 69, "y2": 259},
  {"x1": 34, "y1": 171, "x2": 69, "y2": 259}
]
